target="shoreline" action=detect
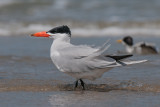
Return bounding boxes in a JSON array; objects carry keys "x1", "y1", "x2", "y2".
[{"x1": 1, "y1": 79, "x2": 160, "y2": 93}]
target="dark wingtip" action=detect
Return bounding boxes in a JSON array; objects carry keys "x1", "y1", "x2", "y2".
[{"x1": 106, "y1": 54, "x2": 133, "y2": 61}]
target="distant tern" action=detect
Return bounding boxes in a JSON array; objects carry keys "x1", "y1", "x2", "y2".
[
  {"x1": 31, "y1": 25, "x2": 146, "y2": 90},
  {"x1": 117, "y1": 36, "x2": 159, "y2": 55}
]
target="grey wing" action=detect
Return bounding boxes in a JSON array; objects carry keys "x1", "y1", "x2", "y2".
[
  {"x1": 59, "y1": 40, "x2": 124, "y2": 69},
  {"x1": 141, "y1": 42, "x2": 159, "y2": 53},
  {"x1": 59, "y1": 39, "x2": 111, "y2": 59},
  {"x1": 135, "y1": 42, "x2": 159, "y2": 54},
  {"x1": 56, "y1": 40, "x2": 115, "y2": 72},
  {"x1": 58, "y1": 44, "x2": 99, "y2": 59}
]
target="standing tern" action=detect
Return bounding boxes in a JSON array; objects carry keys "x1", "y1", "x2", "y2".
[
  {"x1": 31, "y1": 25, "x2": 147, "y2": 90},
  {"x1": 117, "y1": 36, "x2": 159, "y2": 55}
]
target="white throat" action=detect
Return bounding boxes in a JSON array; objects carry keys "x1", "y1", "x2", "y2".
[
  {"x1": 126, "y1": 45, "x2": 134, "y2": 53},
  {"x1": 49, "y1": 33, "x2": 71, "y2": 43},
  {"x1": 50, "y1": 33, "x2": 71, "y2": 57}
]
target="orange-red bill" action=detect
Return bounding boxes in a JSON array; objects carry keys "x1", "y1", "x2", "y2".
[
  {"x1": 31, "y1": 31, "x2": 50, "y2": 37},
  {"x1": 116, "y1": 39, "x2": 122, "y2": 43}
]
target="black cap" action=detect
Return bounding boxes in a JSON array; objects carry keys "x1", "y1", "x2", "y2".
[
  {"x1": 123, "y1": 36, "x2": 133, "y2": 46},
  {"x1": 47, "y1": 25, "x2": 71, "y2": 36}
]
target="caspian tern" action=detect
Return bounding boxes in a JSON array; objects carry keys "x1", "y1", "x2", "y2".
[
  {"x1": 117, "y1": 36, "x2": 159, "y2": 55},
  {"x1": 31, "y1": 25, "x2": 147, "y2": 90}
]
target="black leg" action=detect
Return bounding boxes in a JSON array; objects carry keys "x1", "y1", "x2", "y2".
[
  {"x1": 74, "y1": 80, "x2": 78, "y2": 90},
  {"x1": 79, "y1": 79, "x2": 85, "y2": 90}
]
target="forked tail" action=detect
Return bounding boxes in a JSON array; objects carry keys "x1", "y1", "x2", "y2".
[{"x1": 105, "y1": 54, "x2": 147, "y2": 67}]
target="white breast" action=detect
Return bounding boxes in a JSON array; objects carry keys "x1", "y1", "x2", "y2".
[
  {"x1": 52, "y1": 51, "x2": 60, "y2": 57},
  {"x1": 126, "y1": 46, "x2": 134, "y2": 53}
]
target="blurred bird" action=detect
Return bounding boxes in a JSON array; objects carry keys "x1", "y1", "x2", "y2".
[
  {"x1": 31, "y1": 26, "x2": 146, "y2": 90},
  {"x1": 117, "y1": 36, "x2": 159, "y2": 55}
]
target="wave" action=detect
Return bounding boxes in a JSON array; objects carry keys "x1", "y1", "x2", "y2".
[
  {"x1": 0, "y1": 0, "x2": 15, "y2": 7},
  {"x1": 1, "y1": 0, "x2": 160, "y2": 37},
  {"x1": 1, "y1": 23, "x2": 160, "y2": 37},
  {"x1": 72, "y1": 27, "x2": 160, "y2": 37}
]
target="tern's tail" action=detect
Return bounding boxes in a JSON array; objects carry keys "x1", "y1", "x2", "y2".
[
  {"x1": 105, "y1": 54, "x2": 147, "y2": 67},
  {"x1": 106, "y1": 59, "x2": 147, "y2": 67}
]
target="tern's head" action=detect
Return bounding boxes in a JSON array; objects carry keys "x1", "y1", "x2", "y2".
[
  {"x1": 31, "y1": 25, "x2": 71, "y2": 39},
  {"x1": 117, "y1": 36, "x2": 133, "y2": 46}
]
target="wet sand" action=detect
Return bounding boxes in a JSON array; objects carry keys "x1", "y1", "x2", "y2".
[{"x1": 0, "y1": 36, "x2": 160, "y2": 107}]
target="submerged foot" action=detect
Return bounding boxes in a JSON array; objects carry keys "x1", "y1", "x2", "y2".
[
  {"x1": 74, "y1": 79, "x2": 85, "y2": 90},
  {"x1": 80, "y1": 79, "x2": 85, "y2": 90},
  {"x1": 74, "y1": 80, "x2": 78, "y2": 90}
]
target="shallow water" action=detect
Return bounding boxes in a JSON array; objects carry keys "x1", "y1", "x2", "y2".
[
  {"x1": 0, "y1": 36, "x2": 160, "y2": 106},
  {"x1": 1, "y1": 91, "x2": 160, "y2": 107}
]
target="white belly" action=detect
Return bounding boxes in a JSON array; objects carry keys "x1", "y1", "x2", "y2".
[{"x1": 65, "y1": 68, "x2": 112, "y2": 81}]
